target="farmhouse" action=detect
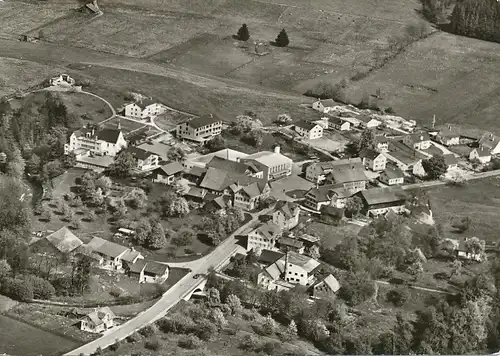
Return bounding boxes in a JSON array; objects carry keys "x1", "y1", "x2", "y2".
[
  {"x1": 150, "y1": 161, "x2": 184, "y2": 185},
  {"x1": 184, "y1": 186, "x2": 208, "y2": 202},
  {"x1": 312, "y1": 99, "x2": 335, "y2": 113},
  {"x1": 246, "y1": 221, "x2": 281, "y2": 252},
  {"x1": 324, "y1": 158, "x2": 368, "y2": 193},
  {"x1": 176, "y1": 114, "x2": 223, "y2": 143},
  {"x1": 268, "y1": 200, "x2": 300, "y2": 230},
  {"x1": 257, "y1": 249, "x2": 284, "y2": 267},
  {"x1": 124, "y1": 99, "x2": 165, "y2": 119},
  {"x1": 435, "y1": 125, "x2": 461, "y2": 146},
  {"x1": 137, "y1": 141, "x2": 171, "y2": 162},
  {"x1": 75, "y1": 154, "x2": 114, "y2": 172},
  {"x1": 309, "y1": 274, "x2": 341, "y2": 300},
  {"x1": 80, "y1": 307, "x2": 115, "y2": 334},
  {"x1": 86, "y1": 237, "x2": 130, "y2": 271},
  {"x1": 277, "y1": 237, "x2": 304, "y2": 254},
  {"x1": 379, "y1": 164, "x2": 405, "y2": 186},
  {"x1": 242, "y1": 146, "x2": 293, "y2": 181},
  {"x1": 183, "y1": 166, "x2": 206, "y2": 184},
  {"x1": 127, "y1": 260, "x2": 169, "y2": 283},
  {"x1": 384, "y1": 142, "x2": 427, "y2": 175},
  {"x1": 357, "y1": 115, "x2": 381, "y2": 129},
  {"x1": 124, "y1": 147, "x2": 160, "y2": 171},
  {"x1": 439, "y1": 238, "x2": 484, "y2": 262},
  {"x1": 207, "y1": 156, "x2": 263, "y2": 179},
  {"x1": 304, "y1": 183, "x2": 351, "y2": 211},
  {"x1": 313, "y1": 118, "x2": 330, "y2": 129},
  {"x1": 478, "y1": 133, "x2": 500, "y2": 154},
  {"x1": 469, "y1": 146, "x2": 491, "y2": 164},
  {"x1": 357, "y1": 186, "x2": 407, "y2": 217},
  {"x1": 360, "y1": 148, "x2": 387, "y2": 171},
  {"x1": 65, "y1": 125, "x2": 127, "y2": 157},
  {"x1": 403, "y1": 132, "x2": 432, "y2": 150},
  {"x1": 443, "y1": 154, "x2": 458, "y2": 170},
  {"x1": 31, "y1": 227, "x2": 83, "y2": 258},
  {"x1": 305, "y1": 161, "x2": 337, "y2": 184},
  {"x1": 329, "y1": 116, "x2": 351, "y2": 131},
  {"x1": 49, "y1": 74, "x2": 75, "y2": 87},
  {"x1": 294, "y1": 120, "x2": 324, "y2": 140},
  {"x1": 231, "y1": 180, "x2": 271, "y2": 211}
]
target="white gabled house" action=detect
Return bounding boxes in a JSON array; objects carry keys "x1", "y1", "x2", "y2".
[
  {"x1": 478, "y1": 133, "x2": 500, "y2": 155},
  {"x1": 65, "y1": 125, "x2": 127, "y2": 157},
  {"x1": 312, "y1": 99, "x2": 336, "y2": 113},
  {"x1": 127, "y1": 260, "x2": 169, "y2": 284},
  {"x1": 80, "y1": 307, "x2": 115, "y2": 334},
  {"x1": 469, "y1": 146, "x2": 491, "y2": 164},
  {"x1": 124, "y1": 147, "x2": 160, "y2": 171},
  {"x1": 124, "y1": 99, "x2": 165, "y2": 119},
  {"x1": 294, "y1": 120, "x2": 323, "y2": 140}
]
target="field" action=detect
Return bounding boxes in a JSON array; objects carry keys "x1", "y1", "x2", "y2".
[
  {"x1": 428, "y1": 177, "x2": 500, "y2": 244},
  {"x1": 345, "y1": 32, "x2": 500, "y2": 134},
  {"x1": 0, "y1": 314, "x2": 79, "y2": 356},
  {"x1": 101, "y1": 117, "x2": 147, "y2": 134}
]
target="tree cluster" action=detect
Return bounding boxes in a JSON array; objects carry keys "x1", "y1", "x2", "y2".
[
  {"x1": 198, "y1": 208, "x2": 246, "y2": 246},
  {"x1": 450, "y1": 0, "x2": 500, "y2": 43}
]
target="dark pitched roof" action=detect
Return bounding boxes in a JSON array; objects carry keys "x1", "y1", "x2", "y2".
[
  {"x1": 295, "y1": 120, "x2": 318, "y2": 131},
  {"x1": 406, "y1": 132, "x2": 430, "y2": 143},
  {"x1": 382, "y1": 164, "x2": 405, "y2": 179},
  {"x1": 129, "y1": 259, "x2": 147, "y2": 274},
  {"x1": 258, "y1": 249, "x2": 284, "y2": 265},
  {"x1": 185, "y1": 115, "x2": 220, "y2": 129},
  {"x1": 93, "y1": 240, "x2": 129, "y2": 258},
  {"x1": 360, "y1": 148, "x2": 382, "y2": 160},
  {"x1": 143, "y1": 261, "x2": 169, "y2": 276},
  {"x1": 274, "y1": 200, "x2": 299, "y2": 219},
  {"x1": 438, "y1": 126, "x2": 461, "y2": 138},
  {"x1": 443, "y1": 154, "x2": 458, "y2": 166},
  {"x1": 329, "y1": 116, "x2": 348, "y2": 125},
  {"x1": 185, "y1": 186, "x2": 207, "y2": 199},
  {"x1": 200, "y1": 167, "x2": 265, "y2": 193},
  {"x1": 207, "y1": 156, "x2": 254, "y2": 175},
  {"x1": 328, "y1": 161, "x2": 367, "y2": 184},
  {"x1": 472, "y1": 146, "x2": 490, "y2": 157},
  {"x1": 317, "y1": 99, "x2": 335, "y2": 107},
  {"x1": 125, "y1": 146, "x2": 155, "y2": 161},
  {"x1": 135, "y1": 98, "x2": 157, "y2": 110},
  {"x1": 479, "y1": 132, "x2": 500, "y2": 150},
  {"x1": 360, "y1": 186, "x2": 406, "y2": 206},
  {"x1": 306, "y1": 183, "x2": 352, "y2": 202},
  {"x1": 185, "y1": 166, "x2": 206, "y2": 177},
  {"x1": 97, "y1": 128, "x2": 121, "y2": 144},
  {"x1": 156, "y1": 161, "x2": 184, "y2": 176},
  {"x1": 278, "y1": 237, "x2": 304, "y2": 249}
]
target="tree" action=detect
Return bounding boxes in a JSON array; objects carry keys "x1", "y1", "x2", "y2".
[
  {"x1": 0, "y1": 259, "x2": 11, "y2": 280},
  {"x1": 326, "y1": 235, "x2": 361, "y2": 271},
  {"x1": 276, "y1": 113, "x2": 292, "y2": 125},
  {"x1": 71, "y1": 256, "x2": 92, "y2": 295},
  {"x1": 357, "y1": 128, "x2": 376, "y2": 153},
  {"x1": 261, "y1": 314, "x2": 277, "y2": 335},
  {"x1": 226, "y1": 294, "x2": 243, "y2": 316},
  {"x1": 205, "y1": 135, "x2": 226, "y2": 152},
  {"x1": 275, "y1": 29, "x2": 289, "y2": 47},
  {"x1": 164, "y1": 196, "x2": 190, "y2": 217},
  {"x1": 244, "y1": 129, "x2": 264, "y2": 147},
  {"x1": 307, "y1": 244, "x2": 320, "y2": 260},
  {"x1": 358, "y1": 91, "x2": 370, "y2": 109},
  {"x1": 25, "y1": 154, "x2": 41, "y2": 175},
  {"x1": 452, "y1": 216, "x2": 471, "y2": 233},
  {"x1": 87, "y1": 210, "x2": 96, "y2": 222},
  {"x1": 236, "y1": 23, "x2": 250, "y2": 41},
  {"x1": 125, "y1": 188, "x2": 148, "y2": 209},
  {"x1": 464, "y1": 237, "x2": 486, "y2": 261},
  {"x1": 422, "y1": 155, "x2": 448, "y2": 179},
  {"x1": 146, "y1": 220, "x2": 167, "y2": 249},
  {"x1": 386, "y1": 287, "x2": 410, "y2": 307},
  {"x1": 210, "y1": 308, "x2": 228, "y2": 330},
  {"x1": 6, "y1": 148, "x2": 25, "y2": 178},
  {"x1": 167, "y1": 147, "x2": 186, "y2": 162},
  {"x1": 134, "y1": 219, "x2": 152, "y2": 246},
  {"x1": 345, "y1": 196, "x2": 363, "y2": 217},
  {"x1": 106, "y1": 151, "x2": 137, "y2": 178},
  {"x1": 95, "y1": 176, "x2": 112, "y2": 193},
  {"x1": 207, "y1": 287, "x2": 221, "y2": 305},
  {"x1": 285, "y1": 319, "x2": 298, "y2": 339},
  {"x1": 338, "y1": 271, "x2": 375, "y2": 306},
  {"x1": 172, "y1": 228, "x2": 194, "y2": 246}
]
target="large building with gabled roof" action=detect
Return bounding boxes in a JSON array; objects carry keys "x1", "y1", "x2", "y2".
[
  {"x1": 241, "y1": 146, "x2": 293, "y2": 181},
  {"x1": 65, "y1": 124, "x2": 127, "y2": 157},
  {"x1": 176, "y1": 114, "x2": 223, "y2": 143},
  {"x1": 31, "y1": 226, "x2": 84, "y2": 257},
  {"x1": 124, "y1": 99, "x2": 165, "y2": 120}
]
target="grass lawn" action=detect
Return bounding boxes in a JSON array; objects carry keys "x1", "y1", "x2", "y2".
[
  {"x1": 0, "y1": 313, "x2": 80, "y2": 356},
  {"x1": 101, "y1": 116, "x2": 147, "y2": 133},
  {"x1": 305, "y1": 220, "x2": 361, "y2": 249},
  {"x1": 428, "y1": 177, "x2": 500, "y2": 244}
]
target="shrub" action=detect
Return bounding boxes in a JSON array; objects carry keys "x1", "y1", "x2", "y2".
[
  {"x1": 144, "y1": 338, "x2": 161, "y2": 351},
  {"x1": 239, "y1": 335, "x2": 260, "y2": 351},
  {"x1": 194, "y1": 319, "x2": 217, "y2": 341},
  {"x1": 178, "y1": 335, "x2": 202, "y2": 349},
  {"x1": 109, "y1": 286, "x2": 122, "y2": 298},
  {"x1": 23, "y1": 275, "x2": 55, "y2": 299},
  {"x1": 126, "y1": 332, "x2": 141, "y2": 343},
  {"x1": 2, "y1": 278, "x2": 34, "y2": 301},
  {"x1": 386, "y1": 288, "x2": 410, "y2": 307},
  {"x1": 262, "y1": 341, "x2": 280, "y2": 354},
  {"x1": 138, "y1": 324, "x2": 156, "y2": 337},
  {"x1": 385, "y1": 107, "x2": 395, "y2": 114},
  {"x1": 108, "y1": 340, "x2": 121, "y2": 351}
]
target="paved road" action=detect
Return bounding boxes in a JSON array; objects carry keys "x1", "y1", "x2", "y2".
[
  {"x1": 402, "y1": 169, "x2": 500, "y2": 190},
  {"x1": 66, "y1": 208, "x2": 272, "y2": 355}
]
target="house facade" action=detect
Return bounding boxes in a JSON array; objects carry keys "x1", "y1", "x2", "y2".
[
  {"x1": 304, "y1": 184, "x2": 351, "y2": 211},
  {"x1": 436, "y1": 126, "x2": 460, "y2": 146},
  {"x1": 379, "y1": 165, "x2": 405, "y2": 186},
  {"x1": 80, "y1": 307, "x2": 115, "y2": 334},
  {"x1": 309, "y1": 274, "x2": 340, "y2": 300},
  {"x1": 270, "y1": 201, "x2": 300, "y2": 230},
  {"x1": 246, "y1": 222, "x2": 281, "y2": 252},
  {"x1": 176, "y1": 115, "x2": 223, "y2": 143},
  {"x1": 330, "y1": 117, "x2": 350, "y2": 131},
  {"x1": 312, "y1": 99, "x2": 335, "y2": 113},
  {"x1": 478, "y1": 133, "x2": 500, "y2": 154},
  {"x1": 151, "y1": 161, "x2": 184, "y2": 185},
  {"x1": 403, "y1": 132, "x2": 432, "y2": 150},
  {"x1": 87, "y1": 237, "x2": 130, "y2": 271},
  {"x1": 65, "y1": 126, "x2": 127, "y2": 157},
  {"x1": 375, "y1": 136, "x2": 389, "y2": 152},
  {"x1": 360, "y1": 148, "x2": 387, "y2": 171},
  {"x1": 357, "y1": 187, "x2": 407, "y2": 217},
  {"x1": 325, "y1": 159, "x2": 367, "y2": 193},
  {"x1": 125, "y1": 147, "x2": 160, "y2": 171},
  {"x1": 124, "y1": 100, "x2": 165, "y2": 119},
  {"x1": 469, "y1": 147, "x2": 491, "y2": 164},
  {"x1": 294, "y1": 121, "x2": 323, "y2": 140},
  {"x1": 231, "y1": 181, "x2": 271, "y2": 211},
  {"x1": 358, "y1": 115, "x2": 381, "y2": 129},
  {"x1": 127, "y1": 260, "x2": 169, "y2": 283}
]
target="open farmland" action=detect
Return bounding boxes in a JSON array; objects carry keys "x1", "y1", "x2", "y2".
[{"x1": 345, "y1": 32, "x2": 500, "y2": 134}]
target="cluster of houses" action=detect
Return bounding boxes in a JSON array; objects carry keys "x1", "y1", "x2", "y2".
[{"x1": 30, "y1": 227, "x2": 169, "y2": 285}]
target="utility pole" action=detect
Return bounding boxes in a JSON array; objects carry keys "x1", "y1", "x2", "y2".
[{"x1": 432, "y1": 114, "x2": 436, "y2": 129}]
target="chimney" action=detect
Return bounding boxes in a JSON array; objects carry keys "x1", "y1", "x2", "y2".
[
  {"x1": 420, "y1": 135, "x2": 423, "y2": 141},
  {"x1": 274, "y1": 145, "x2": 281, "y2": 154},
  {"x1": 92, "y1": 127, "x2": 95, "y2": 136},
  {"x1": 448, "y1": 124, "x2": 451, "y2": 130},
  {"x1": 117, "y1": 120, "x2": 121, "y2": 130}
]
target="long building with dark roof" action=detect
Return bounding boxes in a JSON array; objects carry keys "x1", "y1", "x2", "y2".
[{"x1": 175, "y1": 114, "x2": 222, "y2": 143}]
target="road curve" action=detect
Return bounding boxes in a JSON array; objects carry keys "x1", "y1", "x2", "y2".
[{"x1": 65, "y1": 208, "x2": 271, "y2": 355}]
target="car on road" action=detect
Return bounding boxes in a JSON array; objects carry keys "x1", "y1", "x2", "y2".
[{"x1": 193, "y1": 274, "x2": 202, "y2": 279}]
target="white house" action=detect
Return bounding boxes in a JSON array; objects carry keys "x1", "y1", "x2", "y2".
[
  {"x1": 124, "y1": 147, "x2": 160, "y2": 171},
  {"x1": 242, "y1": 146, "x2": 293, "y2": 181},
  {"x1": 378, "y1": 164, "x2": 405, "y2": 186},
  {"x1": 246, "y1": 221, "x2": 281, "y2": 252},
  {"x1": 357, "y1": 115, "x2": 381, "y2": 129},
  {"x1": 124, "y1": 99, "x2": 165, "y2": 119},
  {"x1": 50, "y1": 74, "x2": 76, "y2": 87},
  {"x1": 312, "y1": 99, "x2": 335, "y2": 113},
  {"x1": 436, "y1": 125, "x2": 460, "y2": 146},
  {"x1": 176, "y1": 115, "x2": 223, "y2": 144},
  {"x1": 127, "y1": 260, "x2": 169, "y2": 283},
  {"x1": 80, "y1": 307, "x2": 115, "y2": 334},
  {"x1": 309, "y1": 274, "x2": 341, "y2": 300},
  {"x1": 304, "y1": 184, "x2": 352, "y2": 211},
  {"x1": 375, "y1": 135, "x2": 389, "y2": 152},
  {"x1": 469, "y1": 146, "x2": 491, "y2": 164},
  {"x1": 86, "y1": 237, "x2": 136, "y2": 271},
  {"x1": 313, "y1": 118, "x2": 330, "y2": 129},
  {"x1": 360, "y1": 148, "x2": 387, "y2": 171},
  {"x1": 294, "y1": 121, "x2": 324, "y2": 140},
  {"x1": 65, "y1": 125, "x2": 127, "y2": 157},
  {"x1": 269, "y1": 201, "x2": 300, "y2": 230},
  {"x1": 403, "y1": 132, "x2": 432, "y2": 150},
  {"x1": 478, "y1": 133, "x2": 500, "y2": 154},
  {"x1": 329, "y1": 116, "x2": 351, "y2": 131}
]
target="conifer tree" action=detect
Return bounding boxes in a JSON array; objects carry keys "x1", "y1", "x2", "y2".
[
  {"x1": 236, "y1": 24, "x2": 250, "y2": 41},
  {"x1": 275, "y1": 29, "x2": 289, "y2": 47}
]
